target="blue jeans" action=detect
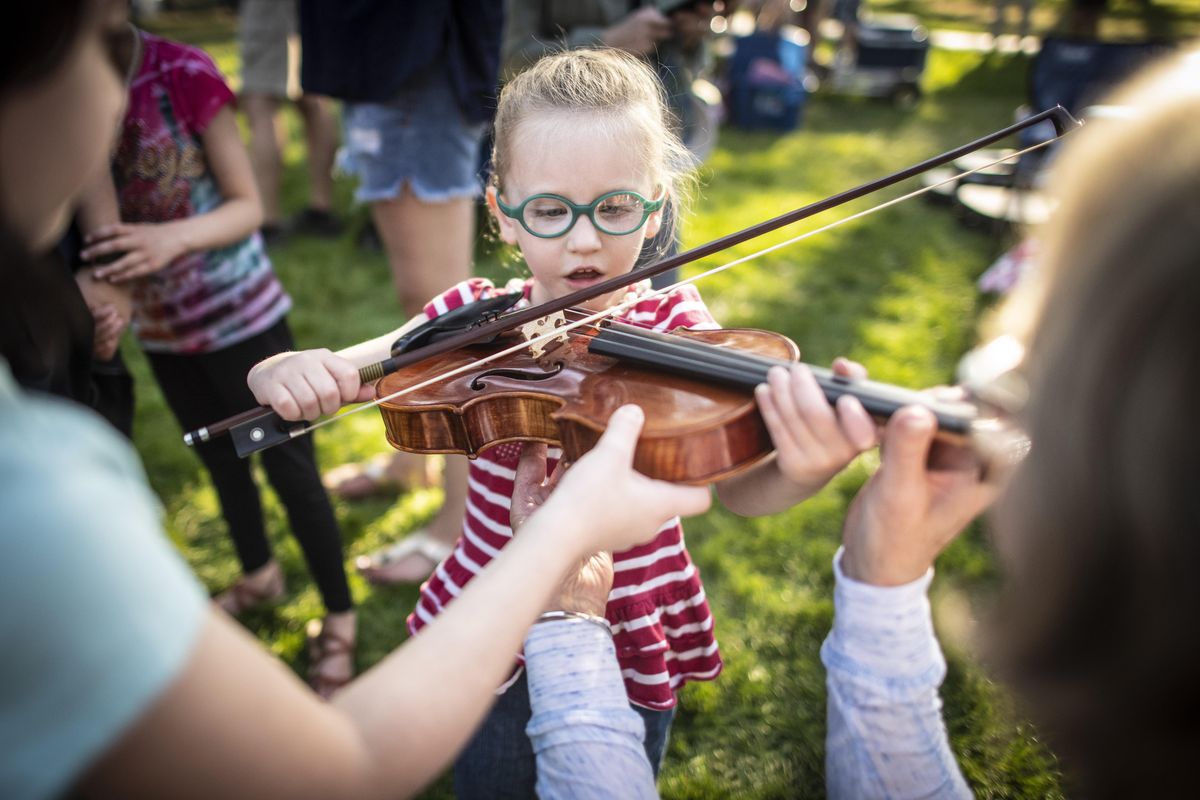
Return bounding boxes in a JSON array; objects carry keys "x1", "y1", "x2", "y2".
[{"x1": 454, "y1": 670, "x2": 674, "y2": 799}]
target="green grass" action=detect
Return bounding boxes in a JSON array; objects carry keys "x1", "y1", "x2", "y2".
[{"x1": 123, "y1": 9, "x2": 1096, "y2": 797}]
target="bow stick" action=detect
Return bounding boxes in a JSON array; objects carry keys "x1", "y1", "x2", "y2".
[{"x1": 185, "y1": 105, "x2": 1081, "y2": 457}]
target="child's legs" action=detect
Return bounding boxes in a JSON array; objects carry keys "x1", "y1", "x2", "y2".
[
  {"x1": 145, "y1": 350, "x2": 272, "y2": 574},
  {"x1": 259, "y1": 433, "x2": 352, "y2": 612},
  {"x1": 197, "y1": 318, "x2": 352, "y2": 613},
  {"x1": 454, "y1": 671, "x2": 537, "y2": 800},
  {"x1": 634, "y1": 703, "x2": 676, "y2": 778},
  {"x1": 146, "y1": 319, "x2": 352, "y2": 612}
]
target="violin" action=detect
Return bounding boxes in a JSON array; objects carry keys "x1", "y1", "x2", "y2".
[
  {"x1": 183, "y1": 106, "x2": 1079, "y2": 473},
  {"x1": 371, "y1": 311, "x2": 981, "y2": 484}
]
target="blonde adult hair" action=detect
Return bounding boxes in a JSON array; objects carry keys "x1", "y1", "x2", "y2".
[
  {"x1": 491, "y1": 48, "x2": 695, "y2": 216},
  {"x1": 991, "y1": 48, "x2": 1200, "y2": 797}
]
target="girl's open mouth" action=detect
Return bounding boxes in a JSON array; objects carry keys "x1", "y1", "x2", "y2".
[{"x1": 566, "y1": 267, "x2": 603, "y2": 284}]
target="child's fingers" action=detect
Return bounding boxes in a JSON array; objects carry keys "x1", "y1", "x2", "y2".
[
  {"x1": 84, "y1": 223, "x2": 132, "y2": 243},
  {"x1": 82, "y1": 234, "x2": 138, "y2": 262},
  {"x1": 764, "y1": 366, "x2": 817, "y2": 450},
  {"x1": 264, "y1": 385, "x2": 302, "y2": 421},
  {"x1": 544, "y1": 459, "x2": 566, "y2": 493},
  {"x1": 835, "y1": 394, "x2": 877, "y2": 451},
  {"x1": 320, "y1": 351, "x2": 366, "y2": 405},
  {"x1": 831, "y1": 357, "x2": 867, "y2": 381},
  {"x1": 284, "y1": 376, "x2": 320, "y2": 421},
  {"x1": 755, "y1": 380, "x2": 802, "y2": 457},
  {"x1": 788, "y1": 364, "x2": 848, "y2": 454},
  {"x1": 301, "y1": 369, "x2": 343, "y2": 417},
  {"x1": 92, "y1": 250, "x2": 144, "y2": 280},
  {"x1": 515, "y1": 442, "x2": 549, "y2": 490}
]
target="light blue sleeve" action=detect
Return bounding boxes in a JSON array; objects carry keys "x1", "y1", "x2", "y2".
[
  {"x1": 0, "y1": 375, "x2": 207, "y2": 800},
  {"x1": 524, "y1": 620, "x2": 659, "y2": 800},
  {"x1": 821, "y1": 547, "x2": 972, "y2": 800}
]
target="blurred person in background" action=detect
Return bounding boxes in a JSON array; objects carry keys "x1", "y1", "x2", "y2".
[
  {"x1": 298, "y1": 2, "x2": 505, "y2": 585},
  {"x1": 238, "y1": 0, "x2": 340, "y2": 244}
]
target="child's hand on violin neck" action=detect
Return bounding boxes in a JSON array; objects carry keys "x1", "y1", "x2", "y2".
[
  {"x1": 533, "y1": 405, "x2": 712, "y2": 555},
  {"x1": 758, "y1": 358, "x2": 878, "y2": 495},
  {"x1": 247, "y1": 349, "x2": 374, "y2": 421}
]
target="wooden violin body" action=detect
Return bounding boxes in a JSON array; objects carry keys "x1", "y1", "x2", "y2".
[{"x1": 375, "y1": 327, "x2": 799, "y2": 485}]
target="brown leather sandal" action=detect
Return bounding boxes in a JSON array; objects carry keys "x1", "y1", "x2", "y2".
[
  {"x1": 306, "y1": 618, "x2": 356, "y2": 700},
  {"x1": 215, "y1": 562, "x2": 286, "y2": 616}
]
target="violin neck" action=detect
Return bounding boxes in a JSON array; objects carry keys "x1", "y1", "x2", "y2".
[{"x1": 589, "y1": 322, "x2": 976, "y2": 436}]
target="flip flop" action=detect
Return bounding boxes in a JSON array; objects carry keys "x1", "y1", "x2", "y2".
[{"x1": 355, "y1": 530, "x2": 453, "y2": 586}]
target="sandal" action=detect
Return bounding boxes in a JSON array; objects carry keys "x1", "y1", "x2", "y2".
[
  {"x1": 354, "y1": 529, "x2": 454, "y2": 586},
  {"x1": 323, "y1": 452, "x2": 440, "y2": 501},
  {"x1": 215, "y1": 561, "x2": 286, "y2": 617},
  {"x1": 306, "y1": 617, "x2": 356, "y2": 700}
]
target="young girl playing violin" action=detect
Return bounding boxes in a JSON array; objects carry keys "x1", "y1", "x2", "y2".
[{"x1": 249, "y1": 48, "x2": 876, "y2": 794}]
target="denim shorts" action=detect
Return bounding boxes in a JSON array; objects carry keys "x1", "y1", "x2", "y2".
[{"x1": 340, "y1": 67, "x2": 488, "y2": 204}]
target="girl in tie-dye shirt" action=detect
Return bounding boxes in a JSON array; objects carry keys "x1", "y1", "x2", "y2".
[{"x1": 79, "y1": 27, "x2": 357, "y2": 696}]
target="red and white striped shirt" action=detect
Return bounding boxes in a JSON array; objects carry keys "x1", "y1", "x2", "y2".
[{"x1": 407, "y1": 277, "x2": 724, "y2": 709}]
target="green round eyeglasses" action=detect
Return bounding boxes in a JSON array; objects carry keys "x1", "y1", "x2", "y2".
[{"x1": 497, "y1": 190, "x2": 665, "y2": 239}]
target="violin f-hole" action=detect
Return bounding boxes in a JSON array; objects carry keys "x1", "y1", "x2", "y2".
[{"x1": 469, "y1": 362, "x2": 565, "y2": 391}]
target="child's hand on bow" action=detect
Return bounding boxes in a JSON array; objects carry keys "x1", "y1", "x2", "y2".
[
  {"x1": 247, "y1": 350, "x2": 375, "y2": 421},
  {"x1": 84, "y1": 222, "x2": 188, "y2": 282}
]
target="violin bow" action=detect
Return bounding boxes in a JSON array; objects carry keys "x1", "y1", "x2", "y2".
[{"x1": 186, "y1": 105, "x2": 1081, "y2": 457}]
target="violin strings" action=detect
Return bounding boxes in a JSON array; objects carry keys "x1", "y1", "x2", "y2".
[{"x1": 291, "y1": 136, "x2": 1063, "y2": 439}]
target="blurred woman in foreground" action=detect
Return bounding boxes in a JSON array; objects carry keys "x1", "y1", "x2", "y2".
[
  {"x1": 0, "y1": 3, "x2": 710, "y2": 798},
  {"x1": 825, "y1": 47, "x2": 1200, "y2": 798}
]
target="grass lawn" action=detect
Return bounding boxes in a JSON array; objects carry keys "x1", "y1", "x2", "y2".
[{"x1": 119, "y1": 4, "x2": 1197, "y2": 795}]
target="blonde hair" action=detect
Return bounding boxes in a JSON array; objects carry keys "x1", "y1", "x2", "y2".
[
  {"x1": 990, "y1": 48, "x2": 1200, "y2": 797},
  {"x1": 491, "y1": 48, "x2": 695, "y2": 217}
]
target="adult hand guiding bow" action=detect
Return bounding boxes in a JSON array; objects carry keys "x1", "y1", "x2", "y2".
[{"x1": 183, "y1": 106, "x2": 1081, "y2": 463}]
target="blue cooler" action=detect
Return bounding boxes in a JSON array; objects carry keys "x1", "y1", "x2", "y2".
[{"x1": 727, "y1": 31, "x2": 809, "y2": 131}]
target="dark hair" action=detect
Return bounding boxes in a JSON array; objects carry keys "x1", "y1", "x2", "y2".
[
  {"x1": 0, "y1": 2, "x2": 100, "y2": 98},
  {"x1": 0, "y1": 1, "x2": 107, "y2": 378},
  {"x1": 991, "y1": 49, "x2": 1200, "y2": 798}
]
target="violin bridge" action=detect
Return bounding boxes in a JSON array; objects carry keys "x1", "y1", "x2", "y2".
[{"x1": 519, "y1": 312, "x2": 569, "y2": 360}]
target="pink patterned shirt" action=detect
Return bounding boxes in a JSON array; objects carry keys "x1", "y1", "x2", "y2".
[
  {"x1": 114, "y1": 32, "x2": 290, "y2": 354},
  {"x1": 407, "y1": 277, "x2": 724, "y2": 710}
]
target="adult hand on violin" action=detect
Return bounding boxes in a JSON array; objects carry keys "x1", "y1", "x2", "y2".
[
  {"x1": 519, "y1": 404, "x2": 712, "y2": 559},
  {"x1": 717, "y1": 357, "x2": 877, "y2": 517},
  {"x1": 512, "y1": 444, "x2": 613, "y2": 617},
  {"x1": 248, "y1": 349, "x2": 375, "y2": 421},
  {"x1": 83, "y1": 221, "x2": 188, "y2": 283},
  {"x1": 840, "y1": 398, "x2": 998, "y2": 587}
]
